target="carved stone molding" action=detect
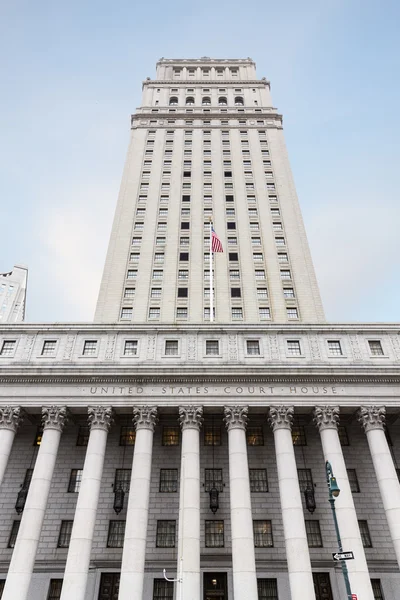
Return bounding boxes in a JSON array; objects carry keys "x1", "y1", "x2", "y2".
[
  {"x1": 179, "y1": 405, "x2": 203, "y2": 430},
  {"x1": 133, "y1": 406, "x2": 158, "y2": 431},
  {"x1": 358, "y1": 406, "x2": 386, "y2": 432},
  {"x1": 41, "y1": 406, "x2": 68, "y2": 432},
  {"x1": 88, "y1": 406, "x2": 113, "y2": 432},
  {"x1": 224, "y1": 406, "x2": 248, "y2": 431},
  {"x1": 0, "y1": 406, "x2": 24, "y2": 433},
  {"x1": 313, "y1": 406, "x2": 340, "y2": 432},
  {"x1": 268, "y1": 406, "x2": 294, "y2": 431}
]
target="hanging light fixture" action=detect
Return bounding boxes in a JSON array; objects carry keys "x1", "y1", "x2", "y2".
[
  {"x1": 299, "y1": 416, "x2": 317, "y2": 514},
  {"x1": 209, "y1": 415, "x2": 219, "y2": 514}
]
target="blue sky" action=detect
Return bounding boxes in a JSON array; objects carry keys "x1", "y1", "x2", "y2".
[{"x1": 1, "y1": 0, "x2": 399, "y2": 323}]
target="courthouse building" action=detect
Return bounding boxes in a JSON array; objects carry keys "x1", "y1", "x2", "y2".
[{"x1": 0, "y1": 58, "x2": 399, "y2": 600}]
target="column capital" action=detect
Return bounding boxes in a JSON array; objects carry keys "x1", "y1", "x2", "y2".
[
  {"x1": 268, "y1": 405, "x2": 294, "y2": 431},
  {"x1": 358, "y1": 405, "x2": 386, "y2": 432},
  {"x1": 133, "y1": 406, "x2": 158, "y2": 431},
  {"x1": 313, "y1": 405, "x2": 340, "y2": 432},
  {"x1": 42, "y1": 406, "x2": 68, "y2": 432},
  {"x1": 0, "y1": 406, "x2": 24, "y2": 433},
  {"x1": 88, "y1": 406, "x2": 114, "y2": 432},
  {"x1": 224, "y1": 405, "x2": 248, "y2": 431},
  {"x1": 179, "y1": 405, "x2": 203, "y2": 430}
]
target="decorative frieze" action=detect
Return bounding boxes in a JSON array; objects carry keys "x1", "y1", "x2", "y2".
[
  {"x1": 268, "y1": 405, "x2": 294, "y2": 431},
  {"x1": 224, "y1": 406, "x2": 248, "y2": 431},
  {"x1": 358, "y1": 406, "x2": 386, "y2": 432},
  {"x1": 133, "y1": 406, "x2": 158, "y2": 431},
  {"x1": 62, "y1": 335, "x2": 76, "y2": 361},
  {"x1": 104, "y1": 335, "x2": 116, "y2": 361},
  {"x1": 187, "y1": 336, "x2": 197, "y2": 361},
  {"x1": 228, "y1": 335, "x2": 238, "y2": 361},
  {"x1": 313, "y1": 406, "x2": 340, "y2": 431},
  {"x1": 41, "y1": 406, "x2": 68, "y2": 432},
  {"x1": 0, "y1": 406, "x2": 23, "y2": 432},
  {"x1": 179, "y1": 405, "x2": 203, "y2": 430},
  {"x1": 146, "y1": 335, "x2": 156, "y2": 360},
  {"x1": 88, "y1": 406, "x2": 114, "y2": 432}
]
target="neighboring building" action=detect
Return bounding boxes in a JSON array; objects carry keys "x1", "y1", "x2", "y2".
[
  {"x1": 0, "y1": 265, "x2": 27, "y2": 323},
  {"x1": 0, "y1": 59, "x2": 399, "y2": 600}
]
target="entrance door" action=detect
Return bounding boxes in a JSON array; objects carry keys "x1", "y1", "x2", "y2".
[
  {"x1": 203, "y1": 573, "x2": 228, "y2": 600},
  {"x1": 313, "y1": 573, "x2": 333, "y2": 600},
  {"x1": 98, "y1": 573, "x2": 120, "y2": 600}
]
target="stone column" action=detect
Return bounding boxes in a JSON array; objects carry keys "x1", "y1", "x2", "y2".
[
  {"x1": 224, "y1": 406, "x2": 258, "y2": 600},
  {"x1": 118, "y1": 406, "x2": 158, "y2": 600},
  {"x1": 176, "y1": 406, "x2": 203, "y2": 600},
  {"x1": 314, "y1": 406, "x2": 374, "y2": 600},
  {"x1": 0, "y1": 406, "x2": 23, "y2": 486},
  {"x1": 268, "y1": 406, "x2": 316, "y2": 600},
  {"x1": 3, "y1": 406, "x2": 68, "y2": 600},
  {"x1": 60, "y1": 406, "x2": 113, "y2": 600},
  {"x1": 358, "y1": 406, "x2": 400, "y2": 569}
]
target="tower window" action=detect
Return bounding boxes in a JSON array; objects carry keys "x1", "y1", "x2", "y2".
[
  {"x1": 179, "y1": 252, "x2": 189, "y2": 261},
  {"x1": 229, "y1": 253, "x2": 238, "y2": 262},
  {"x1": 230, "y1": 288, "x2": 241, "y2": 298},
  {"x1": 177, "y1": 288, "x2": 188, "y2": 298}
]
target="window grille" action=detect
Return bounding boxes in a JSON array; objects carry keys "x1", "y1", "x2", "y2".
[
  {"x1": 359, "y1": 520, "x2": 372, "y2": 547},
  {"x1": 57, "y1": 521, "x2": 73, "y2": 548},
  {"x1": 347, "y1": 469, "x2": 360, "y2": 493},
  {"x1": 120, "y1": 426, "x2": 136, "y2": 446},
  {"x1": 205, "y1": 469, "x2": 223, "y2": 492},
  {"x1": 204, "y1": 425, "x2": 221, "y2": 446},
  {"x1": 0, "y1": 341, "x2": 16, "y2": 356},
  {"x1": 107, "y1": 520, "x2": 126, "y2": 548},
  {"x1": 247, "y1": 340, "x2": 260, "y2": 355},
  {"x1": 124, "y1": 340, "x2": 138, "y2": 356},
  {"x1": 47, "y1": 579, "x2": 63, "y2": 600},
  {"x1": 369, "y1": 341, "x2": 384, "y2": 356},
  {"x1": 328, "y1": 340, "x2": 342, "y2": 356},
  {"x1": 159, "y1": 469, "x2": 178, "y2": 493},
  {"x1": 165, "y1": 340, "x2": 179, "y2": 356},
  {"x1": 338, "y1": 425, "x2": 350, "y2": 446},
  {"x1": 253, "y1": 520, "x2": 273, "y2": 547},
  {"x1": 153, "y1": 579, "x2": 174, "y2": 600},
  {"x1": 115, "y1": 469, "x2": 132, "y2": 493},
  {"x1": 68, "y1": 469, "x2": 83, "y2": 493},
  {"x1": 206, "y1": 340, "x2": 219, "y2": 355},
  {"x1": 41, "y1": 341, "x2": 57, "y2": 356},
  {"x1": 156, "y1": 520, "x2": 176, "y2": 547},
  {"x1": 257, "y1": 579, "x2": 278, "y2": 599},
  {"x1": 76, "y1": 426, "x2": 90, "y2": 446},
  {"x1": 371, "y1": 579, "x2": 384, "y2": 600},
  {"x1": 305, "y1": 520, "x2": 323, "y2": 547},
  {"x1": 205, "y1": 520, "x2": 224, "y2": 547},
  {"x1": 8, "y1": 520, "x2": 20, "y2": 548},
  {"x1": 82, "y1": 341, "x2": 97, "y2": 356},
  {"x1": 297, "y1": 468, "x2": 313, "y2": 492},
  {"x1": 249, "y1": 469, "x2": 268, "y2": 492},
  {"x1": 247, "y1": 426, "x2": 264, "y2": 446},
  {"x1": 287, "y1": 341, "x2": 301, "y2": 356},
  {"x1": 259, "y1": 308, "x2": 271, "y2": 319},
  {"x1": 162, "y1": 427, "x2": 179, "y2": 446},
  {"x1": 292, "y1": 425, "x2": 306, "y2": 446}
]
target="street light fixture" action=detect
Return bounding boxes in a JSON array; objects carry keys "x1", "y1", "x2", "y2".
[{"x1": 325, "y1": 461, "x2": 353, "y2": 600}]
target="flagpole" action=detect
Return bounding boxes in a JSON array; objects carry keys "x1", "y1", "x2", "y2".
[{"x1": 209, "y1": 218, "x2": 213, "y2": 323}]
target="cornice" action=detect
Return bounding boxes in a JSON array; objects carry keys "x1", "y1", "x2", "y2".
[
  {"x1": 142, "y1": 79, "x2": 269, "y2": 88},
  {"x1": 132, "y1": 111, "x2": 281, "y2": 122}
]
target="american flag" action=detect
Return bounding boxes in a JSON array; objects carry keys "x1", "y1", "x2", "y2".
[{"x1": 211, "y1": 227, "x2": 223, "y2": 253}]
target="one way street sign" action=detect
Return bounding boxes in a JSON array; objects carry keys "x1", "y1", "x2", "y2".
[{"x1": 332, "y1": 551, "x2": 354, "y2": 561}]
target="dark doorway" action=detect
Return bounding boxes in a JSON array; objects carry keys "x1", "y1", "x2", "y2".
[
  {"x1": 203, "y1": 572, "x2": 228, "y2": 600},
  {"x1": 98, "y1": 573, "x2": 120, "y2": 600},
  {"x1": 313, "y1": 573, "x2": 333, "y2": 600}
]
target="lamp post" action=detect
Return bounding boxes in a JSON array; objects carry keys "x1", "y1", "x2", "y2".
[{"x1": 325, "y1": 461, "x2": 353, "y2": 600}]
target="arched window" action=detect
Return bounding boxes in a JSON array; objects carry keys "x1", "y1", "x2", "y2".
[
  {"x1": 234, "y1": 96, "x2": 244, "y2": 106},
  {"x1": 218, "y1": 97, "x2": 227, "y2": 106},
  {"x1": 202, "y1": 97, "x2": 211, "y2": 106},
  {"x1": 169, "y1": 97, "x2": 178, "y2": 106},
  {"x1": 186, "y1": 97, "x2": 195, "y2": 105}
]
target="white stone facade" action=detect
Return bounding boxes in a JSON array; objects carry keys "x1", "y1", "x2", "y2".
[{"x1": 0, "y1": 265, "x2": 27, "y2": 323}]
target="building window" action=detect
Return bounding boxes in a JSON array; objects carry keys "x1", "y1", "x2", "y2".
[
  {"x1": 259, "y1": 308, "x2": 271, "y2": 320},
  {"x1": 114, "y1": 468, "x2": 132, "y2": 493},
  {"x1": 231, "y1": 307, "x2": 243, "y2": 320},
  {"x1": 165, "y1": 340, "x2": 179, "y2": 356},
  {"x1": 369, "y1": 340, "x2": 384, "y2": 356},
  {"x1": 152, "y1": 270, "x2": 163, "y2": 279},
  {"x1": 76, "y1": 426, "x2": 89, "y2": 446},
  {"x1": 0, "y1": 341, "x2": 16, "y2": 357},
  {"x1": 120, "y1": 426, "x2": 136, "y2": 446},
  {"x1": 328, "y1": 340, "x2": 343, "y2": 356},
  {"x1": 275, "y1": 237, "x2": 285, "y2": 246},
  {"x1": 149, "y1": 307, "x2": 160, "y2": 319},
  {"x1": 249, "y1": 469, "x2": 268, "y2": 492},
  {"x1": 280, "y1": 270, "x2": 291, "y2": 280},
  {"x1": 57, "y1": 520, "x2": 73, "y2": 548},
  {"x1": 287, "y1": 340, "x2": 301, "y2": 356},
  {"x1": 82, "y1": 341, "x2": 97, "y2": 356},
  {"x1": 177, "y1": 287, "x2": 188, "y2": 298},
  {"x1": 292, "y1": 425, "x2": 306, "y2": 446},
  {"x1": 257, "y1": 579, "x2": 278, "y2": 600},
  {"x1": 41, "y1": 340, "x2": 57, "y2": 356},
  {"x1": 162, "y1": 426, "x2": 179, "y2": 446},
  {"x1": 359, "y1": 520, "x2": 372, "y2": 547},
  {"x1": 371, "y1": 579, "x2": 384, "y2": 600},
  {"x1": 68, "y1": 469, "x2": 83, "y2": 493},
  {"x1": 159, "y1": 469, "x2": 178, "y2": 493},
  {"x1": 178, "y1": 270, "x2": 188, "y2": 280},
  {"x1": 257, "y1": 288, "x2": 268, "y2": 299},
  {"x1": 231, "y1": 287, "x2": 241, "y2": 298},
  {"x1": 176, "y1": 307, "x2": 188, "y2": 319},
  {"x1": 230, "y1": 269, "x2": 240, "y2": 280},
  {"x1": 246, "y1": 340, "x2": 260, "y2": 355},
  {"x1": 247, "y1": 426, "x2": 264, "y2": 446},
  {"x1": 153, "y1": 579, "x2": 174, "y2": 600},
  {"x1": 253, "y1": 520, "x2": 273, "y2": 547},
  {"x1": 8, "y1": 520, "x2": 20, "y2": 548},
  {"x1": 205, "y1": 520, "x2": 224, "y2": 547},
  {"x1": 47, "y1": 580, "x2": 63, "y2": 600},
  {"x1": 283, "y1": 288, "x2": 295, "y2": 299},
  {"x1": 107, "y1": 520, "x2": 126, "y2": 548},
  {"x1": 347, "y1": 469, "x2": 360, "y2": 493},
  {"x1": 127, "y1": 269, "x2": 138, "y2": 280},
  {"x1": 255, "y1": 270, "x2": 266, "y2": 280},
  {"x1": 204, "y1": 424, "x2": 221, "y2": 446},
  {"x1": 297, "y1": 468, "x2": 313, "y2": 492},
  {"x1": 278, "y1": 253, "x2": 288, "y2": 262},
  {"x1": 124, "y1": 340, "x2": 138, "y2": 356},
  {"x1": 156, "y1": 520, "x2": 176, "y2": 547},
  {"x1": 287, "y1": 308, "x2": 298, "y2": 319},
  {"x1": 179, "y1": 252, "x2": 189, "y2": 261},
  {"x1": 338, "y1": 425, "x2": 350, "y2": 446},
  {"x1": 305, "y1": 520, "x2": 323, "y2": 547},
  {"x1": 205, "y1": 469, "x2": 223, "y2": 492},
  {"x1": 120, "y1": 308, "x2": 133, "y2": 320},
  {"x1": 206, "y1": 340, "x2": 219, "y2": 356}
]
